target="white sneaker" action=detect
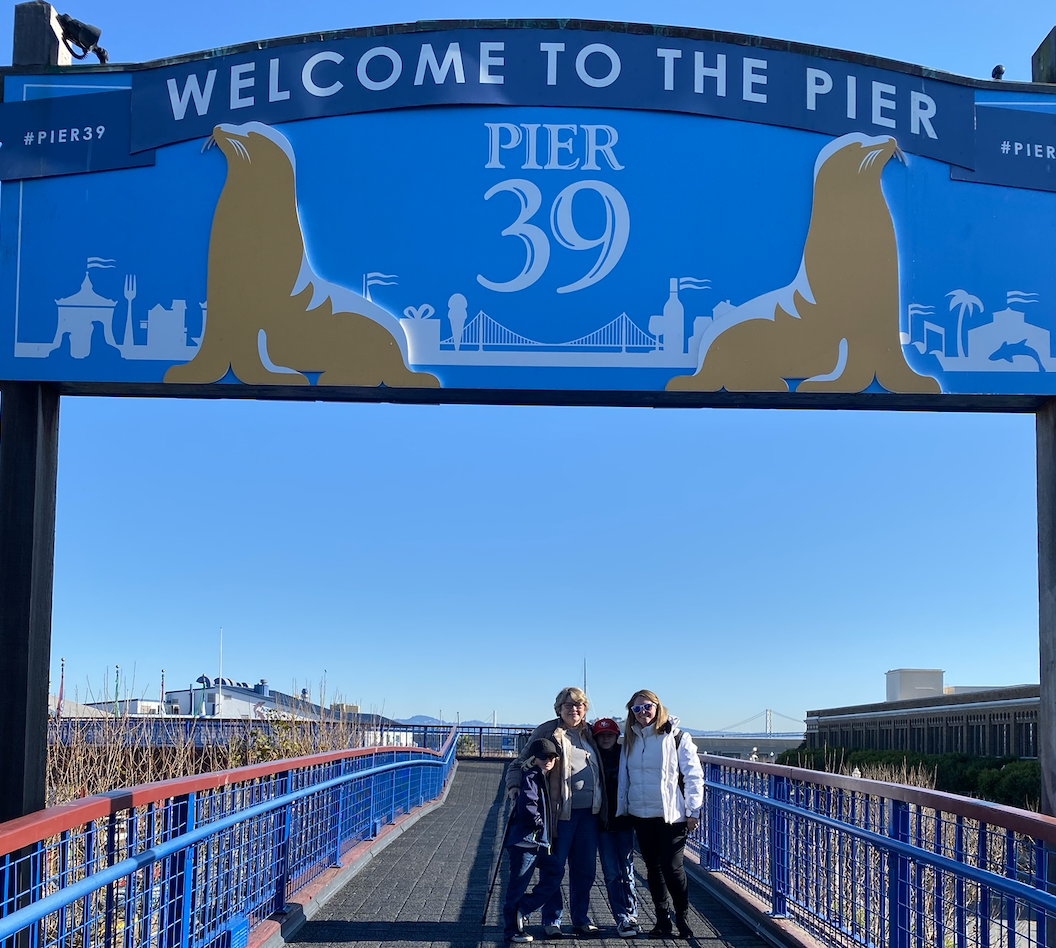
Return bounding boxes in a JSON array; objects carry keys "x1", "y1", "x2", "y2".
[
  {"x1": 617, "y1": 920, "x2": 640, "y2": 938},
  {"x1": 510, "y1": 934, "x2": 534, "y2": 943}
]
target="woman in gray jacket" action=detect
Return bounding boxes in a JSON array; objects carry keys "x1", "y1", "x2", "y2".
[
  {"x1": 616, "y1": 689, "x2": 704, "y2": 939},
  {"x1": 505, "y1": 686, "x2": 604, "y2": 938}
]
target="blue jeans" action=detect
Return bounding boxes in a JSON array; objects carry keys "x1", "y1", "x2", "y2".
[
  {"x1": 597, "y1": 827, "x2": 637, "y2": 924},
  {"x1": 519, "y1": 807, "x2": 598, "y2": 928},
  {"x1": 504, "y1": 845, "x2": 541, "y2": 939}
]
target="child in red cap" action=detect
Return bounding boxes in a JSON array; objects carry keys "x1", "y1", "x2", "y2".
[{"x1": 592, "y1": 718, "x2": 639, "y2": 937}]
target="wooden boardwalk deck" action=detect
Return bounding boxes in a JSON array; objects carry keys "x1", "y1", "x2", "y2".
[{"x1": 285, "y1": 760, "x2": 773, "y2": 948}]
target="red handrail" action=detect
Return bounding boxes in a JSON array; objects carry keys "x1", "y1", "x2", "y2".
[{"x1": 0, "y1": 727, "x2": 457, "y2": 858}]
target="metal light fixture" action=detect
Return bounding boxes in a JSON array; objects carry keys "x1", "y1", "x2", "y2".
[{"x1": 56, "y1": 12, "x2": 108, "y2": 63}]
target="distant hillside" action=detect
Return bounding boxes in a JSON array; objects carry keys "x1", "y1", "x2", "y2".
[{"x1": 395, "y1": 716, "x2": 534, "y2": 728}]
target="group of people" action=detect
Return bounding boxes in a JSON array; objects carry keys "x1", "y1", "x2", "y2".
[{"x1": 502, "y1": 687, "x2": 704, "y2": 943}]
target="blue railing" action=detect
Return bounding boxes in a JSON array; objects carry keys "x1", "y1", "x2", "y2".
[
  {"x1": 688, "y1": 754, "x2": 1056, "y2": 948},
  {"x1": 9, "y1": 731, "x2": 1056, "y2": 948},
  {"x1": 0, "y1": 729, "x2": 457, "y2": 948}
]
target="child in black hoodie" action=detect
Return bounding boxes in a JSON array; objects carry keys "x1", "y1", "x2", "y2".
[
  {"x1": 593, "y1": 718, "x2": 639, "y2": 937},
  {"x1": 504, "y1": 738, "x2": 559, "y2": 943}
]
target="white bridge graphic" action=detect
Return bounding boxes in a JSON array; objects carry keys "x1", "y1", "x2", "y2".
[
  {"x1": 400, "y1": 281, "x2": 712, "y2": 368},
  {"x1": 401, "y1": 308, "x2": 700, "y2": 367},
  {"x1": 454, "y1": 310, "x2": 663, "y2": 351}
]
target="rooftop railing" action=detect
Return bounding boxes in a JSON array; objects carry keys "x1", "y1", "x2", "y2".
[
  {"x1": 689, "y1": 754, "x2": 1056, "y2": 948},
  {"x1": 0, "y1": 729, "x2": 457, "y2": 948}
]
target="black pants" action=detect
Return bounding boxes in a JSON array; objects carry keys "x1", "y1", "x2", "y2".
[{"x1": 631, "y1": 817, "x2": 689, "y2": 916}]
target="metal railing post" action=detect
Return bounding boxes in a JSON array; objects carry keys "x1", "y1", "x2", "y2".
[
  {"x1": 978, "y1": 823, "x2": 991, "y2": 948},
  {"x1": 954, "y1": 815, "x2": 966, "y2": 948},
  {"x1": 273, "y1": 772, "x2": 292, "y2": 913},
  {"x1": 122, "y1": 811, "x2": 137, "y2": 948},
  {"x1": 330, "y1": 761, "x2": 346, "y2": 868},
  {"x1": 706, "y1": 762, "x2": 722, "y2": 871},
  {"x1": 177, "y1": 793, "x2": 198, "y2": 948},
  {"x1": 887, "y1": 799, "x2": 910, "y2": 948},
  {"x1": 768, "y1": 774, "x2": 789, "y2": 918},
  {"x1": 159, "y1": 793, "x2": 196, "y2": 948},
  {"x1": 104, "y1": 812, "x2": 117, "y2": 948},
  {"x1": 1005, "y1": 829, "x2": 1017, "y2": 948}
]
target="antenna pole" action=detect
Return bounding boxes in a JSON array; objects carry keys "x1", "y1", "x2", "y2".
[{"x1": 217, "y1": 626, "x2": 223, "y2": 718}]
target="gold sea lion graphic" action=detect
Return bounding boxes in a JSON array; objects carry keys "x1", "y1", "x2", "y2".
[
  {"x1": 165, "y1": 122, "x2": 438, "y2": 388},
  {"x1": 668, "y1": 133, "x2": 939, "y2": 394}
]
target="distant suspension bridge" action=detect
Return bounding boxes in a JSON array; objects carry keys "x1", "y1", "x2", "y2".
[{"x1": 708, "y1": 708, "x2": 805, "y2": 737}]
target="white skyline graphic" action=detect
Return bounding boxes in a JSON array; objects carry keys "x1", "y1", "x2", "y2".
[{"x1": 14, "y1": 260, "x2": 202, "y2": 362}]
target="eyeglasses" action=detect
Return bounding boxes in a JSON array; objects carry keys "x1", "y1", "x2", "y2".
[
  {"x1": 562, "y1": 701, "x2": 586, "y2": 710},
  {"x1": 631, "y1": 703, "x2": 656, "y2": 714}
]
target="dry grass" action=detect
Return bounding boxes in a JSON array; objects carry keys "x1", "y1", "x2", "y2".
[
  {"x1": 47, "y1": 712, "x2": 375, "y2": 805},
  {"x1": 788, "y1": 747, "x2": 938, "y2": 789}
]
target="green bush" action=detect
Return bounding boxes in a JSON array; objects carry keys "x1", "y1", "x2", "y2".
[{"x1": 774, "y1": 747, "x2": 1040, "y2": 810}]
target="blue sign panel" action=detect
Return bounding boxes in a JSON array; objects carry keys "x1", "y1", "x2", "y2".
[
  {"x1": 951, "y1": 105, "x2": 1056, "y2": 192},
  {"x1": 0, "y1": 91, "x2": 154, "y2": 180},
  {"x1": 129, "y1": 29, "x2": 975, "y2": 168},
  {"x1": 2, "y1": 22, "x2": 1056, "y2": 404}
]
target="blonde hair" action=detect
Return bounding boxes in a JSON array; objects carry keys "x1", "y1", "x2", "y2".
[
  {"x1": 623, "y1": 689, "x2": 670, "y2": 751},
  {"x1": 554, "y1": 686, "x2": 589, "y2": 720}
]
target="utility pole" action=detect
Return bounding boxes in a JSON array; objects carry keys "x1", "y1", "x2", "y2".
[
  {"x1": 0, "y1": 382, "x2": 59, "y2": 825},
  {"x1": 1035, "y1": 31, "x2": 1056, "y2": 820},
  {"x1": 0, "y1": 3, "x2": 79, "y2": 828}
]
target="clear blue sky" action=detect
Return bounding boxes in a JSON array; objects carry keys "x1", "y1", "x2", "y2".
[{"x1": 22, "y1": 0, "x2": 1052, "y2": 729}]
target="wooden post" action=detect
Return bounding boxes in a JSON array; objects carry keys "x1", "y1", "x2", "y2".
[
  {"x1": 12, "y1": 1, "x2": 69, "y2": 67},
  {"x1": 1037, "y1": 36, "x2": 1056, "y2": 822},
  {"x1": 1033, "y1": 26, "x2": 1056, "y2": 84},
  {"x1": 1039, "y1": 402, "x2": 1056, "y2": 816},
  {"x1": 0, "y1": 382, "x2": 60, "y2": 822},
  {"x1": 1038, "y1": 402, "x2": 1056, "y2": 948}
]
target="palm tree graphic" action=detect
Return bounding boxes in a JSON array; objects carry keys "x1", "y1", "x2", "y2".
[{"x1": 946, "y1": 290, "x2": 984, "y2": 358}]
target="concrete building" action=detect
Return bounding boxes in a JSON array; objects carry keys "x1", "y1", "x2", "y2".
[
  {"x1": 806, "y1": 681, "x2": 1039, "y2": 757},
  {"x1": 82, "y1": 677, "x2": 416, "y2": 747},
  {"x1": 886, "y1": 668, "x2": 944, "y2": 702}
]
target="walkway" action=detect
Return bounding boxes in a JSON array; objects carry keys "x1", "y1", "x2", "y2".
[{"x1": 286, "y1": 760, "x2": 772, "y2": 948}]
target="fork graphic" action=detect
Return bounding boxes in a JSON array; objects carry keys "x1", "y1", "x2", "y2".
[{"x1": 123, "y1": 274, "x2": 136, "y2": 346}]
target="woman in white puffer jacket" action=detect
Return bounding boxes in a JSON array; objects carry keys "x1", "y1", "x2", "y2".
[{"x1": 615, "y1": 689, "x2": 704, "y2": 939}]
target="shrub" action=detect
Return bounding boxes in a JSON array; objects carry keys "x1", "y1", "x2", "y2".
[{"x1": 775, "y1": 747, "x2": 1040, "y2": 809}]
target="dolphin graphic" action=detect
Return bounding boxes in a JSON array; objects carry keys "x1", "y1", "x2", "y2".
[{"x1": 989, "y1": 339, "x2": 1046, "y2": 372}]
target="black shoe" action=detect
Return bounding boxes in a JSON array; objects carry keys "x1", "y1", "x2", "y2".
[
  {"x1": 674, "y1": 914, "x2": 693, "y2": 939},
  {"x1": 572, "y1": 924, "x2": 599, "y2": 938},
  {"x1": 645, "y1": 920, "x2": 672, "y2": 939}
]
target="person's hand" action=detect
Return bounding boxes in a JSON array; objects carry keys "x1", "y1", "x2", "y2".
[
  {"x1": 507, "y1": 787, "x2": 520, "y2": 801},
  {"x1": 686, "y1": 816, "x2": 699, "y2": 833}
]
